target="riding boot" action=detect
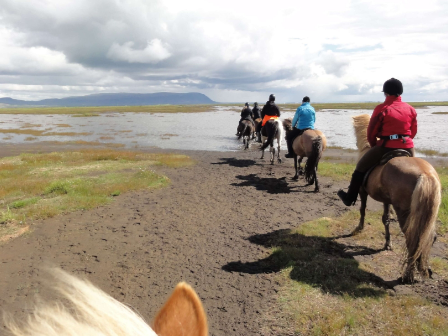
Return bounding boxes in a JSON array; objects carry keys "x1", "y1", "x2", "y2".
[
  {"x1": 284, "y1": 138, "x2": 295, "y2": 158},
  {"x1": 337, "y1": 170, "x2": 365, "y2": 206},
  {"x1": 256, "y1": 132, "x2": 262, "y2": 143}
]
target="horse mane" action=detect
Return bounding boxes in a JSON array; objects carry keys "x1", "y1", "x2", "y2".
[
  {"x1": 282, "y1": 118, "x2": 292, "y2": 131},
  {"x1": 5, "y1": 268, "x2": 158, "y2": 336},
  {"x1": 352, "y1": 114, "x2": 371, "y2": 160}
]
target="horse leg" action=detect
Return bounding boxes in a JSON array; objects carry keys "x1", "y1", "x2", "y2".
[
  {"x1": 293, "y1": 155, "x2": 299, "y2": 180},
  {"x1": 246, "y1": 135, "x2": 250, "y2": 149},
  {"x1": 313, "y1": 166, "x2": 319, "y2": 192},
  {"x1": 382, "y1": 203, "x2": 392, "y2": 250},
  {"x1": 277, "y1": 139, "x2": 282, "y2": 163},
  {"x1": 298, "y1": 157, "x2": 303, "y2": 175},
  {"x1": 352, "y1": 188, "x2": 368, "y2": 235},
  {"x1": 270, "y1": 146, "x2": 275, "y2": 164}
]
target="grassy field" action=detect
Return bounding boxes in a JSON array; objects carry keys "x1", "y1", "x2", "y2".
[
  {"x1": 0, "y1": 104, "x2": 218, "y2": 115},
  {"x1": 265, "y1": 212, "x2": 448, "y2": 335},
  {"x1": 1, "y1": 102, "x2": 448, "y2": 115},
  {"x1": 0, "y1": 149, "x2": 194, "y2": 242}
]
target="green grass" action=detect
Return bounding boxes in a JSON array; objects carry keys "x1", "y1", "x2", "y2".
[
  {"x1": 318, "y1": 161, "x2": 355, "y2": 181},
  {"x1": 1, "y1": 102, "x2": 448, "y2": 115},
  {"x1": 0, "y1": 105, "x2": 218, "y2": 115},
  {"x1": 437, "y1": 167, "x2": 448, "y2": 234},
  {"x1": 0, "y1": 149, "x2": 194, "y2": 239}
]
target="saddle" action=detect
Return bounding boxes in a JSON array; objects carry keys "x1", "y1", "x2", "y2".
[{"x1": 363, "y1": 149, "x2": 411, "y2": 187}]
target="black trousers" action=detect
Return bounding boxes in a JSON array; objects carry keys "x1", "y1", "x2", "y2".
[{"x1": 356, "y1": 146, "x2": 415, "y2": 172}]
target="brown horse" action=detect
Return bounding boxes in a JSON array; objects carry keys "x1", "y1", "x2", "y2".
[
  {"x1": 282, "y1": 118, "x2": 327, "y2": 192},
  {"x1": 237, "y1": 120, "x2": 255, "y2": 149},
  {"x1": 352, "y1": 114, "x2": 441, "y2": 283}
]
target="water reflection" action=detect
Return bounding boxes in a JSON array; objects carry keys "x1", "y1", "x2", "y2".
[{"x1": 0, "y1": 105, "x2": 447, "y2": 154}]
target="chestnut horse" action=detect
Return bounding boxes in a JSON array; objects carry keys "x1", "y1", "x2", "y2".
[
  {"x1": 352, "y1": 114, "x2": 441, "y2": 283},
  {"x1": 5, "y1": 269, "x2": 208, "y2": 336},
  {"x1": 237, "y1": 119, "x2": 254, "y2": 150},
  {"x1": 282, "y1": 118, "x2": 327, "y2": 192}
]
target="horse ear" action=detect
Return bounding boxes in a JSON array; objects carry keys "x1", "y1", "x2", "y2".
[{"x1": 153, "y1": 282, "x2": 208, "y2": 336}]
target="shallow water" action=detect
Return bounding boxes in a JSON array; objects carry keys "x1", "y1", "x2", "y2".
[{"x1": 0, "y1": 105, "x2": 447, "y2": 154}]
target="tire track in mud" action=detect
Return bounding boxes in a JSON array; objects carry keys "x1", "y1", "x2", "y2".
[{"x1": 0, "y1": 150, "x2": 349, "y2": 335}]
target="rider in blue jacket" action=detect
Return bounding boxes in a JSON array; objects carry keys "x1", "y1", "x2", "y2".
[{"x1": 285, "y1": 96, "x2": 316, "y2": 158}]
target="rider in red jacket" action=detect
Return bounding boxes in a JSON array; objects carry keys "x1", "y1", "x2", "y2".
[{"x1": 338, "y1": 78, "x2": 417, "y2": 206}]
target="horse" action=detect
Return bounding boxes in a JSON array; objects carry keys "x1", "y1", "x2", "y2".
[
  {"x1": 351, "y1": 114, "x2": 441, "y2": 283},
  {"x1": 260, "y1": 118, "x2": 283, "y2": 164},
  {"x1": 282, "y1": 118, "x2": 327, "y2": 192},
  {"x1": 254, "y1": 118, "x2": 262, "y2": 141},
  {"x1": 237, "y1": 119, "x2": 255, "y2": 150},
  {"x1": 5, "y1": 268, "x2": 208, "y2": 336}
]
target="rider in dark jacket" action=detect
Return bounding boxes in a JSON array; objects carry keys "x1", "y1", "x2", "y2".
[
  {"x1": 252, "y1": 102, "x2": 261, "y2": 120},
  {"x1": 236, "y1": 103, "x2": 254, "y2": 136},
  {"x1": 261, "y1": 94, "x2": 281, "y2": 123}
]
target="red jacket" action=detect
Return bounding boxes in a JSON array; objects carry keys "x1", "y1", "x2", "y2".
[{"x1": 367, "y1": 96, "x2": 417, "y2": 149}]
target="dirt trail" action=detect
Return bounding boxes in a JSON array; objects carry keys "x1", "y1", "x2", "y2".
[{"x1": 0, "y1": 149, "x2": 354, "y2": 335}]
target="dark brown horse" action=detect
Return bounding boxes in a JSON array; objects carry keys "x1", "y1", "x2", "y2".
[
  {"x1": 352, "y1": 114, "x2": 441, "y2": 282},
  {"x1": 282, "y1": 118, "x2": 327, "y2": 192},
  {"x1": 237, "y1": 119, "x2": 255, "y2": 149}
]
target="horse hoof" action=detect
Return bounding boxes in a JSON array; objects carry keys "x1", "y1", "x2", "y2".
[
  {"x1": 314, "y1": 188, "x2": 319, "y2": 193},
  {"x1": 292, "y1": 175, "x2": 299, "y2": 180},
  {"x1": 351, "y1": 227, "x2": 363, "y2": 236},
  {"x1": 298, "y1": 171, "x2": 303, "y2": 176},
  {"x1": 384, "y1": 244, "x2": 393, "y2": 251},
  {"x1": 278, "y1": 159, "x2": 282, "y2": 164}
]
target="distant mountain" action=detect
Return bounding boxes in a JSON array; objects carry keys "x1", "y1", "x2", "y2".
[{"x1": 0, "y1": 92, "x2": 216, "y2": 107}]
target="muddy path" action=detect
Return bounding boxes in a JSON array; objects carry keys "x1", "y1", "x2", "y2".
[
  {"x1": 0, "y1": 148, "x2": 446, "y2": 335},
  {"x1": 0, "y1": 149, "x2": 352, "y2": 335}
]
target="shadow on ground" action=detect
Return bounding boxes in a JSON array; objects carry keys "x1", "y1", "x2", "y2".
[
  {"x1": 211, "y1": 157, "x2": 258, "y2": 168},
  {"x1": 231, "y1": 174, "x2": 318, "y2": 194},
  {"x1": 223, "y1": 228, "x2": 390, "y2": 298}
]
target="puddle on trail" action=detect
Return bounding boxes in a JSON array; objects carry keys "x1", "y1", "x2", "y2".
[{"x1": 0, "y1": 105, "x2": 447, "y2": 154}]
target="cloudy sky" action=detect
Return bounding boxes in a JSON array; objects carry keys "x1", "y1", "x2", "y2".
[{"x1": 1, "y1": 0, "x2": 447, "y2": 103}]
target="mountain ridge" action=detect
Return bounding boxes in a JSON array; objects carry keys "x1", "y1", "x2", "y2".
[{"x1": 0, "y1": 92, "x2": 216, "y2": 107}]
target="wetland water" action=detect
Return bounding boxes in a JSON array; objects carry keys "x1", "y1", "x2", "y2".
[{"x1": 0, "y1": 105, "x2": 447, "y2": 155}]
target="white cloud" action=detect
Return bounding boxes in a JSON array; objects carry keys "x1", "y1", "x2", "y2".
[
  {"x1": 107, "y1": 39, "x2": 171, "y2": 63},
  {"x1": 0, "y1": 0, "x2": 447, "y2": 102}
]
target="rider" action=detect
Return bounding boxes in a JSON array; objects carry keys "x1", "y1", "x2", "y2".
[
  {"x1": 236, "y1": 102, "x2": 254, "y2": 136},
  {"x1": 337, "y1": 78, "x2": 417, "y2": 206},
  {"x1": 284, "y1": 96, "x2": 315, "y2": 158},
  {"x1": 252, "y1": 102, "x2": 262, "y2": 142},
  {"x1": 260, "y1": 94, "x2": 281, "y2": 129}
]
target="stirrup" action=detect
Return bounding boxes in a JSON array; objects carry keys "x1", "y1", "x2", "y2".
[{"x1": 284, "y1": 153, "x2": 294, "y2": 158}]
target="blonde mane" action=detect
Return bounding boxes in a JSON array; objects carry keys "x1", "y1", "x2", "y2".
[
  {"x1": 5, "y1": 269, "x2": 208, "y2": 336},
  {"x1": 352, "y1": 114, "x2": 371, "y2": 160}
]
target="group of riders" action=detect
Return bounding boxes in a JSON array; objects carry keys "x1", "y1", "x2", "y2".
[{"x1": 236, "y1": 78, "x2": 418, "y2": 208}]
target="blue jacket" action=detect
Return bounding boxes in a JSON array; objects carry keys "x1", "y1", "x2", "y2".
[{"x1": 292, "y1": 102, "x2": 315, "y2": 130}]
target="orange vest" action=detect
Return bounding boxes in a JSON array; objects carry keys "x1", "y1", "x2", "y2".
[{"x1": 262, "y1": 115, "x2": 279, "y2": 126}]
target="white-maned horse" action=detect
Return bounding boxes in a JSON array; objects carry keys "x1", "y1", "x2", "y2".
[
  {"x1": 260, "y1": 118, "x2": 283, "y2": 164},
  {"x1": 5, "y1": 269, "x2": 208, "y2": 336}
]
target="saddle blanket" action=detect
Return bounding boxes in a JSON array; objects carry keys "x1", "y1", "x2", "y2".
[{"x1": 262, "y1": 115, "x2": 279, "y2": 126}]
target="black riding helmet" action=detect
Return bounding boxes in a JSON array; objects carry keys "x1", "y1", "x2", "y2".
[
  {"x1": 382, "y1": 78, "x2": 403, "y2": 96},
  {"x1": 245, "y1": 102, "x2": 249, "y2": 107},
  {"x1": 254, "y1": 102, "x2": 258, "y2": 106},
  {"x1": 269, "y1": 94, "x2": 275, "y2": 101}
]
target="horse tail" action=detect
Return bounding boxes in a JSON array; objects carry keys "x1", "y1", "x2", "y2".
[
  {"x1": 238, "y1": 123, "x2": 248, "y2": 140},
  {"x1": 260, "y1": 121, "x2": 278, "y2": 151},
  {"x1": 403, "y1": 172, "x2": 441, "y2": 279},
  {"x1": 304, "y1": 136, "x2": 323, "y2": 183}
]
